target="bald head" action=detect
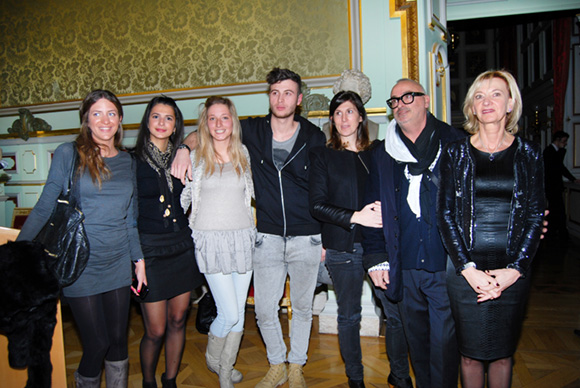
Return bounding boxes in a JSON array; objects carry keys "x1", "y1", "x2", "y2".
[{"x1": 389, "y1": 79, "x2": 430, "y2": 141}]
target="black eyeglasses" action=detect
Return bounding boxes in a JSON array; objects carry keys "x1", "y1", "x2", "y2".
[{"x1": 386, "y1": 92, "x2": 426, "y2": 109}]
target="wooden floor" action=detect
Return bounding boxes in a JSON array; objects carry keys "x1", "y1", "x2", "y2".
[{"x1": 62, "y1": 237, "x2": 580, "y2": 388}]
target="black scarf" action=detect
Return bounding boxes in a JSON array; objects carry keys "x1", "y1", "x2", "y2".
[{"x1": 396, "y1": 113, "x2": 441, "y2": 224}]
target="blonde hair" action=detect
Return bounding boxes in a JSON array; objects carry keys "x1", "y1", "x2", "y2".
[
  {"x1": 462, "y1": 70, "x2": 522, "y2": 135},
  {"x1": 195, "y1": 96, "x2": 249, "y2": 177}
]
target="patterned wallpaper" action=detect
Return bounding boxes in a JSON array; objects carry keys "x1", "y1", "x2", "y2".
[{"x1": 0, "y1": 0, "x2": 350, "y2": 107}]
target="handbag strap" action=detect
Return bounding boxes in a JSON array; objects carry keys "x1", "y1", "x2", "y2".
[{"x1": 66, "y1": 142, "x2": 82, "y2": 205}]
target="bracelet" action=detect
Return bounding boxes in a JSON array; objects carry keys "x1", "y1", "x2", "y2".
[
  {"x1": 132, "y1": 258, "x2": 144, "y2": 264},
  {"x1": 177, "y1": 143, "x2": 191, "y2": 152},
  {"x1": 462, "y1": 262, "x2": 477, "y2": 270}
]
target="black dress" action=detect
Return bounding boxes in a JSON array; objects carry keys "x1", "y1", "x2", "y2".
[
  {"x1": 136, "y1": 158, "x2": 203, "y2": 302},
  {"x1": 446, "y1": 140, "x2": 531, "y2": 360}
]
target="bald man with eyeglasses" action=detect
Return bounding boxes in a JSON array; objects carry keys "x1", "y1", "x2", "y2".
[{"x1": 362, "y1": 79, "x2": 465, "y2": 388}]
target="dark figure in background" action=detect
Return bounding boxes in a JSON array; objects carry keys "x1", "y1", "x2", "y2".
[
  {"x1": 309, "y1": 91, "x2": 411, "y2": 388},
  {"x1": 543, "y1": 130, "x2": 579, "y2": 242},
  {"x1": 438, "y1": 70, "x2": 545, "y2": 388}
]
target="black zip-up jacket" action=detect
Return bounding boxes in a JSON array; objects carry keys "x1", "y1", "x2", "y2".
[
  {"x1": 241, "y1": 114, "x2": 326, "y2": 237},
  {"x1": 308, "y1": 142, "x2": 378, "y2": 252}
]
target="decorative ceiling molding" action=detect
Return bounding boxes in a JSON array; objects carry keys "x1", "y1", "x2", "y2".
[{"x1": 390, "y1": 0, "x2": 420, "y2": 81}]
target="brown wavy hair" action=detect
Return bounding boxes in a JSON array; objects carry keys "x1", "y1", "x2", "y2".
[{"x1": 76, "y1": 90, "x2": 124, "y2": 187}]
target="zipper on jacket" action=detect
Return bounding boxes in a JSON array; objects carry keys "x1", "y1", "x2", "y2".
[{"x1": 276, "y1": 142, "x2": 307, "y2": 237}]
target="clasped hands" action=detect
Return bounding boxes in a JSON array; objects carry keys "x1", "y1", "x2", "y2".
[{"x1": 461, "y1": 266, "x2": 521, "y2": 303}]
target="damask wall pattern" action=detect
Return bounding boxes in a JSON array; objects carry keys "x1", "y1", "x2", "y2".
[{"x1": 0, "y1": 0, "x2": 350, "y2": 107}]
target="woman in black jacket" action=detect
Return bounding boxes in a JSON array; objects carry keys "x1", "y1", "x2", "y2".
[
  {"x1": 437, "y1": 70, "x2": 544, "y2": 388},
  {"x1": 309, "y1": 91, "x2": 411, "y2": 388}
]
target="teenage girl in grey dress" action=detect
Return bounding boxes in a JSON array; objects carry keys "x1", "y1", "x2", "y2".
[
  {"x1": 17, "y1": 90, "x2": 145, "y2": 388},
  {"x1": 181, "y1": 96, "x2": 255, "y2": 388}
]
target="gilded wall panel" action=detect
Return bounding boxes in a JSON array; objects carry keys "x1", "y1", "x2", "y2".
[{"x1": 0, "y1": 0, "x2": 350, "y2": 107}]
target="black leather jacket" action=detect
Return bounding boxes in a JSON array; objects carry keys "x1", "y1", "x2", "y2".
[
  {"x1": 437, "y1": 136, "x2": 545, "y2": 276},
  {"x1": 309, "y1": 142, "x2": 376, "y2": 252}
]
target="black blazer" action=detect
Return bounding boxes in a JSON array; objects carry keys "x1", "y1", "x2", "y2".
[{"x1": 308, "y1": 142, "x2": 377, "y2": 252}]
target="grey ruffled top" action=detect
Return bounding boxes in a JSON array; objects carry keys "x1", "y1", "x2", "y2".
[{"x1": 181, "y1": 146, "x2": 255, "y2": 274}]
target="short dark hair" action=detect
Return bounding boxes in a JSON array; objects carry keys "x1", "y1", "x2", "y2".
[
  {"x1": 135, "y1": 95, "x2": 185, "y2": 161},
  {"x1": 266, "y1": 68, "x2": 302, "y2": 94},
  {"x1": 553, "y1": 131, "x2": 570, "y2": 142},
  {"x1": 328, "y1": 91, "x2": 370, "y2": 151}
]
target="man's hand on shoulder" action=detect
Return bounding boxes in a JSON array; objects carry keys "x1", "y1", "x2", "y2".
[{"x1": 170, "y1": 132, "x2": 198, "y2": 184}]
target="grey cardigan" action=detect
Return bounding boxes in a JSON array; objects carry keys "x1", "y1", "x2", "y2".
[{"x1": 180, "y1": 145, "x2": 254, "y2": 230}]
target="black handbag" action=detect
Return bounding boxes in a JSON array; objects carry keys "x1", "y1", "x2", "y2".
[
  {"x1": 34, "y1": 144, "x2": 90, "y2": 287},
  {"x1": 195, "y1": 290, "x2": 217, "y2": 335}
]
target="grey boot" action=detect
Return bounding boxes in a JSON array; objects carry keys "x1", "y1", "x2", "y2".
[
  {"x1": 206, "y1": 332, "x2": 243, "y2": 383},
  {"x1": 74, "y1": 370, "x2": 102, "y2": 388},
  {"x1": 218, "y1": 331, "x2": 244, "y2": 388},
  {"x1": 105, "y1": 358, "x2": 129, "y2": 388}
]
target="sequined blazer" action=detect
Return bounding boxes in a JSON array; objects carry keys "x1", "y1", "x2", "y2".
[{"x1": 437, "y1": 136, "x2": 545, "y2": 276}]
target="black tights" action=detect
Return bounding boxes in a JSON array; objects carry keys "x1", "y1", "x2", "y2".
[
  {"x1": 67, "y1": 287, "x2": 131, "y2": 378},
  {"x1": 140, "y1": 292, "x2": 191, "y2": 383},
  {"x1": 460, "y1": 355, "x2": 513, "y2": 388}
]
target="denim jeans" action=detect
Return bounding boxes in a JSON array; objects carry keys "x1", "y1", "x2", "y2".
[
  {"x1": 205, "y1": 270, "x2": 253, "y2": 338},
  {"x1": 325, "y1": 244, "x2": 366, "y2": 380},
  {"x1": 326, "y1": 243, "x2": 410, "y2": 381},
  {"x1": 372, "y1": 280, "x2": 411, "y2": 381},
  {"x1": 253, "y1": 233, "x2": 322, "y2": 365}
]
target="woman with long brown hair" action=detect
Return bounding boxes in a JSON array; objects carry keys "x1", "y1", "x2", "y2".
[{"x1": 18, "y1": 89, "x2": 144, "y2": 388}]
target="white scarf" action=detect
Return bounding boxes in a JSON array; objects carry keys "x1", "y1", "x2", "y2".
[{"x1": 383, "y1": 119, "x2": 440, "y2": 218}]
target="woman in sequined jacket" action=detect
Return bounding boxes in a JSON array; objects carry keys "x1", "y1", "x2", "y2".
[{"x1": 437, "y1": 70, "x2": 544, "y2": 388}]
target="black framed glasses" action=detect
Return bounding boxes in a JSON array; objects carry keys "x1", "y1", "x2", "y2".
[{"x1": 386, "y1": 92, "x2": 426, "y2": 109}]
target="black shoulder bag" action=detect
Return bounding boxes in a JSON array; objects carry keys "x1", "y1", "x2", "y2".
[{"x1": 34, "y1": 144, "x2": 90, "y2": 287}]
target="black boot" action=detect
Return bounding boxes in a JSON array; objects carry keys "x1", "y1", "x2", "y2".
[
  {"x1": 388, "y1": 373, "x2": 413, "y2": 388},
  {"x1": 143, "y1": 379, "x2": 157, "y2": 388},
  {"x1": 161, "y1": 373, "x2": 177, "y2": 388},
  {"x1": 348, "y1": 378, "x2": 366, "y2": 387}
]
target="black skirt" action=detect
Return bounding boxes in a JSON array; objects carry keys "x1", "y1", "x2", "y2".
[{"x1": 138, "y1": 227, "x2": 203, "y2": 302}]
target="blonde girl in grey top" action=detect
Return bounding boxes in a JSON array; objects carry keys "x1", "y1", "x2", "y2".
[{"x1": 181, "y1": 96, "x2": 255, "y2": 388}]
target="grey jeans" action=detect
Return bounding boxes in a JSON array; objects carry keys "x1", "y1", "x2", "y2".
[{"x1": 253, "y1": 232, "x2": 322, "y2": 365}]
